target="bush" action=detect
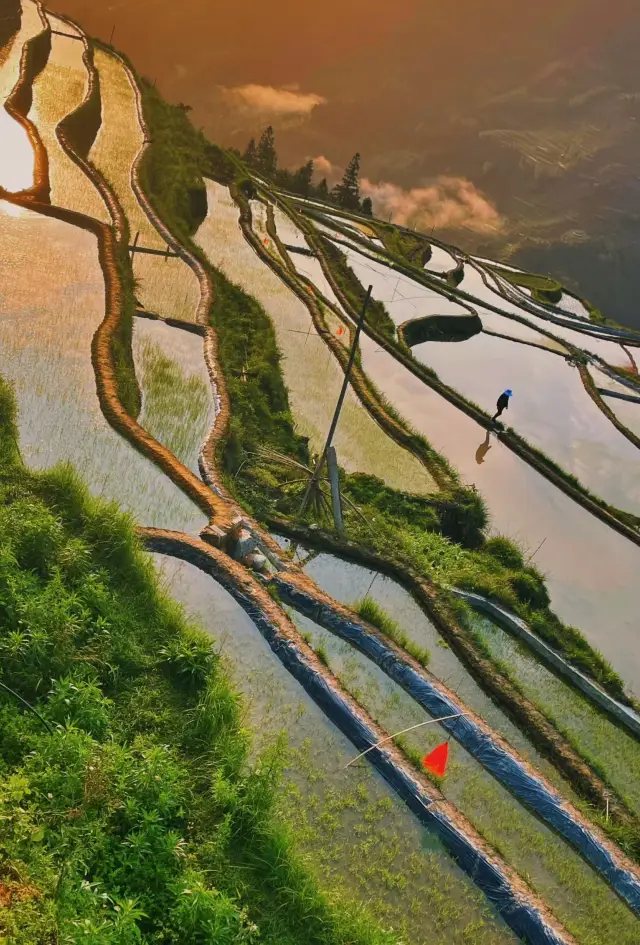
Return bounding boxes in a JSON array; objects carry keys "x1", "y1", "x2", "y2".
[
  {"x1": 510, "y1": 569, "x2": 550, "y2": 609},
  {"x1": 484, "y1": 536, "x2": 525, "y2": 570}
]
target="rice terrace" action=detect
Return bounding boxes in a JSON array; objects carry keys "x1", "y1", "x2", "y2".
[{"x1": 1, "y1": 1, "x2": 640, "y2": 942}]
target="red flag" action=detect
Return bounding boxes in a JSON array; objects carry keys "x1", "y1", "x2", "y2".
[{"x1": 422, "y1": 742, "x2": 449, "y2": 777}]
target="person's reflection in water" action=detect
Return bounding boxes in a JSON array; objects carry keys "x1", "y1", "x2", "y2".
[{"x1": 475, "y1": 430, "x2": 492, "y2": 465}]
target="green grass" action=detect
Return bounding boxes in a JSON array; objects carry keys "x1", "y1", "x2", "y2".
[
  {"x1": 469, "y1": 613, "x2": 640, "y2": 823},
  {"x1": 317, "y1": 236, "x2": 396, "y2": 342},
  {"x1": 490, "y1": 265, "x2": 563, "y2": 300},
  {"x1": 138, "y1": 80, "x2": 209, "y2": 238},
  {"x1": 376, "y1": 225, "x2": 430, "y2": 267},
  {"x1": 354, "y1": 597, "x2": 431, "y2": 668},
  {"x1": 113, "y1": 241, "x2": 142, "y2": 419},
  {"x1": 0, "y1": 377, "x2": 399, "y2": 945}
]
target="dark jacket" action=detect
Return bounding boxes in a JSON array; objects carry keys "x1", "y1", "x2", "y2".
[{"x1": 496, "y1": 392, "x2": 509, "y2": 412}]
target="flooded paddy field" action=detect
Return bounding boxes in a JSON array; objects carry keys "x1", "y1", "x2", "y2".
[
  {"x1": 28, "y1": 15, "x2": 109, "y2": 219},
  {"x1": 0, "y1": 0, "x2": 41, "y2": 192},
  {"x1": 153, "y1": 552, "x2": 517, "y2": 945},
  {"x1": 289, "y1": 604, "x2": 640, "y2": 944},
  {"x1": 90, "y1": 47, "x2": 200, "y2": 321},
  {"x1": 359, "y1": 334, "x2": 640, "y2": 698},
  {"x1": 288, "y1": 541, "x2": 640, "y2": 821},
  {"x1": 469, "y1": 612, "x2": 640, "y2": 818},
  {"x1": 0, "y1": 201, "x2": 206, "y2": 534},
  {"x1": 196, "y1": 180, "x2": 436, "y2": 495},
  {"x1": 4, "y1": 8, "x2": 640, "y2": 936},
  {"x1": 132, "y1": 317, "x2": 214, "y2": 476},
  {"x1": 413, "y1": 331, "x2": 640, "y2": 515}
]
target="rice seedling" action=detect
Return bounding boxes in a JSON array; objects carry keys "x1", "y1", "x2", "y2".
[
  {"x1": 301, "y1": 550, "x2": 574, "y2": 792},
  {"x1": 295, "y1": 610, "x2": 640, "y2": 944},
  {"x1": 156, "y1": 553, "x2": 517, "y2": 945},
  {"x1": 0, "y1": 202, "x2": 206, "y2": 534},
  {"x1": 354, "y1": 596, "x2": 431, "y2": 668},
  {"x1": 28, "y1": 25, "x2": 110, "y2": 220},
  {"x1": 90, "y1": 48, "x2": 200, "y2": 320},
  {"x1": 469, "y1": 612, "x2": 640, "y2": 817},
  {"x1": 196, "y1": 180, "x2": 436, "y2": 496},
  {"x1": 132, "y1": 318, "x2": 213, "y2": 474}
]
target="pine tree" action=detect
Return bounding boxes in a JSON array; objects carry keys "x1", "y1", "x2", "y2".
[
  {"x1": 293, "y1": 159, "x2": 314, "y2": 196},
  {"x1": 243, "y1": 137, "x2": 257, "y2": 166},
  {"x1": 317, "y1": 178, "x2": 329, "y2": 199},
  {"x1": 332, "y1": 152, "x2": 361, "y2": 210},
  {"x1": 256, "y1": 126, "x2": 277, "y2": 177},
  {"x1": 361, "y1": 196, "x2": 373, "y2": 217}
]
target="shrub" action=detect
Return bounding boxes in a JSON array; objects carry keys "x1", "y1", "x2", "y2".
[
  {"x1": 484, "y1": 536, "x2": 525, "y2": 570},
  {"x1": 510, "y1": 569, "x2": 550, "y2": 609}
]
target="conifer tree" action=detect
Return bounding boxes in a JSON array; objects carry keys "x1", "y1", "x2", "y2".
[
  {"x1": 243, "y1": 137, "x2": 257, "y2": 166},
  {"x1": 361, "y1": 196, "x2": 373, "y2": 216},
  {"x1": 332, "y1": 152, "x2": 361, "y2": 210},
  {"x1": 317, "y1": 178, "x2": 329, "y2": 199},
  {"x1": 293, "y1": 159, "x2": 314, "y2": 196},
  {"x1": 256, "y1": 126, "x2": 277, "y2": 176}
]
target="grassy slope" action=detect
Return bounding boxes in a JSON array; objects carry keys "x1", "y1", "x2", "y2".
[{"x1": 0, "y1": 377, "x2": 395, "y2": 944}]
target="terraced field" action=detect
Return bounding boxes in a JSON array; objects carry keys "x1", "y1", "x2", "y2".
[{"x1": 1, "y1": 3, "x2": 640, "y2": 942}]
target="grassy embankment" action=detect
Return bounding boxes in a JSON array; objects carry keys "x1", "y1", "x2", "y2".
[
  {"x1": 0, "y1": 377, "x2": 398, "y2": 944},
  {"x1": 134, "y1": 86, "x2": 629, "y2": 703}
]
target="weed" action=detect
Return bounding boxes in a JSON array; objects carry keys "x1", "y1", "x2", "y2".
[{"x1": 354, "y1": 597, "x2": 430, "y2": 668}]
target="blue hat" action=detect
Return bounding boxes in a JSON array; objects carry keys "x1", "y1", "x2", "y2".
[{"x1": 504, "y1": 389, "x2": 513, "y2": 397}]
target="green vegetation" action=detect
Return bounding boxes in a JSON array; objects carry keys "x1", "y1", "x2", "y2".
[
  {"x1": 377, "y1": 225, "x2": 430, "y2": 266},
  {"x1": 280, "y1": 742, "x2": 510, "y2": 945},
  {"x1": 317, "y1": 236, "x2": 396, "y2": 341},
  {"x1": 138, "y1": 80, "x2": 209, "y2": 237},
  {"x1": 135, "y1": 68, "x2": 633, "y2": 814},
  {"x1": 137, "y1": 87, "x2": 630, "y2": 702},
  {"x1": 469, "y1": 613, "x2": 640, "y2": 825},
  {"x1": 113, "y1": 241, "x2": 142, "y2": 419},
  {"x1": 210, "y1": 270, "x2": 311, "y2": 511},
  {"x1": 0, "y1": 378, "x2": 399, "y2": 945},
  {"x1": 354, "y1": 597, "x2": 430, "y2": 667},
  {"x1": 241, "y1": 126, "x2": 367, "y2": 212},
  {"x1": 490, "y1": 265, "x2": 563, "y2": 304},
  {"x1": 135, "y1": 334, "x2": 210, "y2": 468}
]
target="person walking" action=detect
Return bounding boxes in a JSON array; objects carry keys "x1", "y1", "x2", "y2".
[{"x1": 492, "y1": 389, "x2": 513, "y2": 422}]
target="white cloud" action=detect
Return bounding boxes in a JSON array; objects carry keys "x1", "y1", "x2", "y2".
[
  {"x1": 360, "y1": 176, "x2": 504, "y2": 235},
  {"x1": 221, "y1": 84, "x2": 327, "y2": 123},
  {"x1": 310, "y1": 154, "x2": 342, "y2": 182}
]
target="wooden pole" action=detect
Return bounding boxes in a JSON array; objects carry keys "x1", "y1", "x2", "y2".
[
  {"x1": 327, "y1": 446, "x2": 344, "y2": 536},
  {"x1": 129, "y1": 230, "x2": 140, "y2": 260},
  {"x1": 299, "y1": 285, "x2": 373, "y2": 518}
]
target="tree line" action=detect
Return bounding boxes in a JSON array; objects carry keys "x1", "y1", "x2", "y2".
[{"x1": 239, "y1": 126, "x2": 372, "y2": 215}]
